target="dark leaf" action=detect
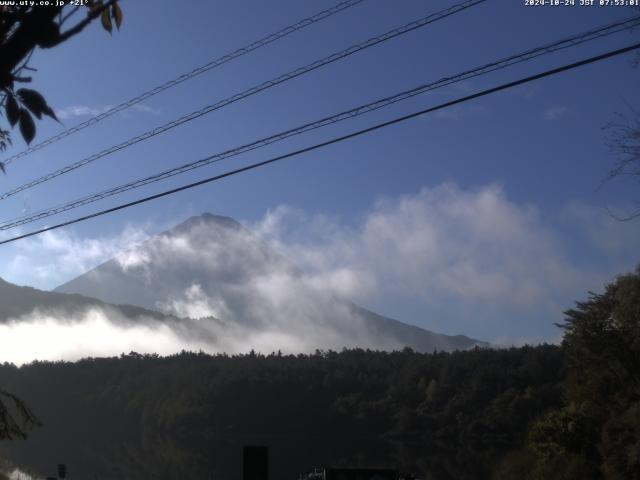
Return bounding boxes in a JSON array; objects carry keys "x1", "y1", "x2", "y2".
[
  {"x1": 6, "y1": 94, "x2": 20, "y2": 127},
  {"x1": 112, "y1": 3, "x2": 123, "y2": 29},
  {"x1": 44, "y1": 105, "x2": 59, "y2": 122},
  {"x1": 17, "y1": 88, "x2": 57, "y2": 122},
  {"x1": 18, "y1": 109, "x2": 35, "y2": 145},
  {"x1": 17, "y1": 88, "x2": 44, "y2": 119},
  {"x1": 101, "y1": 8, "x2": 112, "y2": 33},
  {"x1": 0, "y1": 162, "x2": 4, "y2": 174}
]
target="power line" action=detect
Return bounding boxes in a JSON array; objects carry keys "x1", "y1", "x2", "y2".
[
  {"x1": 0, "y1": 0, "x2": 486, "y2": 201},
  {"x1": 2, "y1": 41, "x2": 638, "y2": 246},
  {"x1": 1, "y1": 0, "x2": 367, "y2": 167},
  {"x1": 2, "y1": 15, "x2": 638, "y2": 231}
]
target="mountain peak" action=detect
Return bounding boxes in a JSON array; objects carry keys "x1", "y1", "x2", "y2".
[
  {"x1": 166, "y1": 213, "x2": 244, "y2": 236},
  {"x1": 199, "y1": 212, "x2": 237, "y2": 224}
]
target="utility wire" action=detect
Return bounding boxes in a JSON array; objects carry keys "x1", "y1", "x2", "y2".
[
  {"x1": 2, "y1": 41, "x2": 638, "y2": 246},
  {"x1": 1, "y1": 15, "x2": 638, "y2": 231},
  {"x1": 0, "y1": 0, "x2": 486, "y2": 201},
  {"x1": 1, "y1": 0, "x2": 367, "y2": 167}
]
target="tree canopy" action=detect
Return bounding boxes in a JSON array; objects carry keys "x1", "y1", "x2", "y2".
[{"x1": 498, "y1": 267, "x2": 640, "y2": 479}]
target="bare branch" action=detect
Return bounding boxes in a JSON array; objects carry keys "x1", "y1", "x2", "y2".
[
  {"x1": 604, "y1": 108, "x2": 640, "y2": 180},
  {"x1": 0, "y1": 388, "x2": 40, "y2": 440}
]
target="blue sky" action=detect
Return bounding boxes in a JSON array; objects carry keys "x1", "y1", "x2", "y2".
[{"x1": 0, "y1": 0, "x2": 639, "y2": 343}]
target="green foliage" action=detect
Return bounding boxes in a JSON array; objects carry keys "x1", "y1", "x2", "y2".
[
  {"x1": 511, "y1": 266, "x2": 640, "y2": 479},
  {"x1": 560, "y1": 266, "x2": 640, "y2": 412},
  {"x1": 528, "y1": 409, "x2": 597, "y2": 458},
  {"x1": 600, "y1": 404, "x2": 640, "y2": 478}
]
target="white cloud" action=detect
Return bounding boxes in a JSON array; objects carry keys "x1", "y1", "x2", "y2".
[
  {"x1": 0, "y1": 308, "x2": 200, "y2": 366},
  {"x1": 254, "y1": 184, "x2": 584, "y2": 311},
  {"x1": 56, "y1": 103, "x2": 160, "y2": 120},
  {"x1": 98, "y1": 219, "x2": 386, "y2": 348},
  {"x1": 131, "y1": 103, "x2": 161, "y2": 115},
  {"x1": 160, "y1": 283, "x2": 232, "y2": 320},
  {"x1": 56, "y1": 104, "x2": 114, "y2": 120},
  {"x1": 4, "y1": 224, "x2": 150, "y2": 286},
  {"x1": 544, "y1": 106, "x2": 567, "y2": 120}
]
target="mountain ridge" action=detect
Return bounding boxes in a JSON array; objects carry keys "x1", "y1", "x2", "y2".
[{"x1": 0, "y1": 276, "x2": 173, "y2": 322}]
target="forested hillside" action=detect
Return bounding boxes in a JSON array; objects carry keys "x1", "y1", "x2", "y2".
[{"x1": 0, "y1": 346, "x2": 564, "y2": 479}]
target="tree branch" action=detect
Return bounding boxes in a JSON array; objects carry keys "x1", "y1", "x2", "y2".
[{"x1": 56, "y1": 0, "x2": 117, "y2": 45}]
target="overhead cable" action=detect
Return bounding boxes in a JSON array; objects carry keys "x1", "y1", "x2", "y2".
[
  {"x1": 2, "y1": 15, "x2": 638, "y2": 230},
  {"x1": 1, "y1": 0, "x2": 368, "y2": 167},
  {"x1": 2, "y1": 40, "x2": 638, "y2": 245},
  {"x1": 0, "y1": 0, "x2": 486, "y2": 200}
]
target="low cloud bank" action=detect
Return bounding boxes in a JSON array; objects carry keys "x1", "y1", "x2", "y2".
[
  {"x1": 0, "y1": 302, "x2": 397, "y2": 366},
  {"x1": 0, "y1": 308, "x2": 194, "y2": 366}
]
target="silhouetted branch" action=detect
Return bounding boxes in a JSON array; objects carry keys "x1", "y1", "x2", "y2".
[{"x1": 0, "y1": 388, "x2": 40, "y2": 440}]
